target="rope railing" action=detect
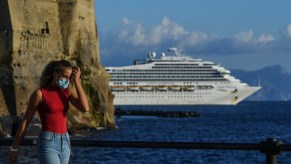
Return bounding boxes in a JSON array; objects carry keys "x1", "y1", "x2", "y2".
[{"x1": 1, "y1": 138, "x2": 290, "y2": 164}]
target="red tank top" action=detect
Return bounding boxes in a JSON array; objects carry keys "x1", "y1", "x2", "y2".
[{"x1": 39, "y1": 87, "x2": 70, "y2": 134}]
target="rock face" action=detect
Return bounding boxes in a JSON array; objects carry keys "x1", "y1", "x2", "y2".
[{"x1": 0, "y1": 0, "x2": 115, "y2": 135}]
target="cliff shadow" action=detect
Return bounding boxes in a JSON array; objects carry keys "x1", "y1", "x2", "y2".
[{"x1": 0, "y1": 0, "x2": 16, "y2": 116}]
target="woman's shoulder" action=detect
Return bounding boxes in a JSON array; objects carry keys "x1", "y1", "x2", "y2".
[
  {"x1": 35, "y1": 89, "x2": 43, "y2": 95},
  {"x1": 30, "y1": 89, "x2": 43, "y2": 101}
]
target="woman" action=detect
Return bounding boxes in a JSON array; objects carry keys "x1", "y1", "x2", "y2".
[{"x1": 9, "y1": 60, "x2": 89, "y2": 164}]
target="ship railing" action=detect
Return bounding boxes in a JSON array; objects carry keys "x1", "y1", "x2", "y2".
[{"x1": 0, "y1": 137, "x2": 289, "y2": 164}]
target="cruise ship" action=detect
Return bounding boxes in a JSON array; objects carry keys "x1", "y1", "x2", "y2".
[{"x1": 105, "y1": 48, "x2": 261, "y2": 105}]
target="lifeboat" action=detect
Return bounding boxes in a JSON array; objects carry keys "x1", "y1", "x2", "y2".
[
  {"x1": 156, "y1": 86, "x2": 168, "y2": 91},
  {"x1": 111, "y1": 85, "x2": 125, "y2": 91},
  {"x1": 184, "y1": 85, "x2": 195, "y2": 91},
  {"x1": 127, "y1": 86, "x2": 140, "y2": 91},
  {"x1": 140, "y1": 86, "x2": 153, "y2": 91},
  {"x1": 169, "y1": 86, "x2": 181, "y2": 91}
]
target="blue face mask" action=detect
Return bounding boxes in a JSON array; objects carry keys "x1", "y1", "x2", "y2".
[{"x1": 57, "y1": 78, "x2": 70, "y2": 89}]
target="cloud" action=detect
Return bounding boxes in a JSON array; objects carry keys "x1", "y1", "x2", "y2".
[
  {"x1": 235, "y1": 30, "x2": 254, "y2": 43},
  {"x1": 109, "y1": 17, "x2": 189, "y2": 46},
  {"x1": 113, "y1": 18, "x2": 147, "y2": 46},
  {"x1": 149, "y1": 17, "x2": 188, "y2": 44},
  {"x1": 287, "y1": 24, "x2": 291, "y2": 37},
  {"x1": 102, "y1": 17, "x2": 218, "y2": 56},
  {"x1": 100, "y1": 17, "x2": 291, "y2": 60},
  {"x1": 279, "y1": 24, "x2": 291, "y2": 39},
  {"x1": 256, "y1": 33, "x2": 275, "y2": 44},
  {"x1": 235, "y1": 30, "x2": 275, "y2": 44}
]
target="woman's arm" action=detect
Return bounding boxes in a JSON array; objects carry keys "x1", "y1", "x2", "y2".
[
  {"x1": 69, "y1": 66, "x2": 89, "y2": 112},
  {"x1": 9, "y1": 89, "x2": 42, "y2": 163}
]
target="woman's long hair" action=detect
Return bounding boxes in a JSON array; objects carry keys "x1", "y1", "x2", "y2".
[{"x1": 39, "y1": 60, "x2": 73, "y2": 88}]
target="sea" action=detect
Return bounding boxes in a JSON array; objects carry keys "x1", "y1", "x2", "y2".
[{"x1": 1, "y1": 101, "x2": 291, "y2": 163}]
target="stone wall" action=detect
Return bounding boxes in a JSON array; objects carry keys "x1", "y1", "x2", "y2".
[{"x1": 0, "y1": 0, "x2": 115, "y2": 136}]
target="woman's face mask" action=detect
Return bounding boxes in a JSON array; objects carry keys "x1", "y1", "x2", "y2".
[
  {"x1": 54, "y1": 67, "x2": 72, "y2": 89},
  {"x1": 57, "y1": 78, "x2": 70, "y2": 89}
]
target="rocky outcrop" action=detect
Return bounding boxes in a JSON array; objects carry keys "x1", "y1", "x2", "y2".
[{"x1": 0, "y1": 0, "x2": 115, "y2": 135}]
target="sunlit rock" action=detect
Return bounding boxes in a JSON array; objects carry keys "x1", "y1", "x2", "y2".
[{"x1": 0, "y1": 0, "x2": 115, "y2": 136}]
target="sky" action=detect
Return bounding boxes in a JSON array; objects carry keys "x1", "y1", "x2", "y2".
[{"x1": 95, "y1": 0, "x2": 291, "y2": 73}]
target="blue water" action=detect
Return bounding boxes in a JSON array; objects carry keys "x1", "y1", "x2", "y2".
[
  {"x1": 1, "y1": 101, "x2": 291, "y2": 163},
  {"x1": 70, "y1": 101, "x2": 291, "y2": 164}
]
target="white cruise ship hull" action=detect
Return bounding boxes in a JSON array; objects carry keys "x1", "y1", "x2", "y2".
[{"x1": 112, "y1": 85, "x2": 261, "y2": 105}]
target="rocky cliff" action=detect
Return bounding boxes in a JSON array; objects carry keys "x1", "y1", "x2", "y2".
[{"x1": 0, "y1": 0, "x2": 115, "y2": 136}]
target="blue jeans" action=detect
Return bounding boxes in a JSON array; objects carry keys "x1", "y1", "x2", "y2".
[{"x1": 37, "y1": 131, "x2": 71, "y2": 164}]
